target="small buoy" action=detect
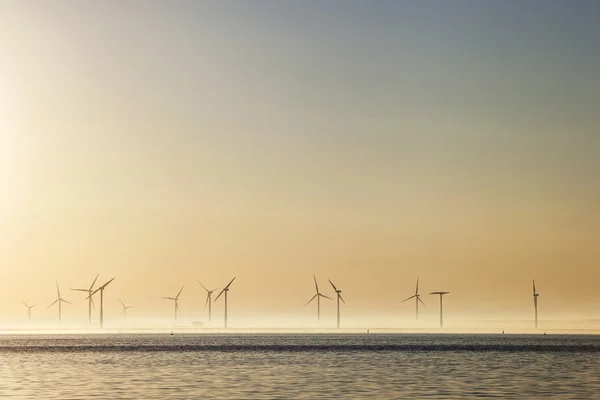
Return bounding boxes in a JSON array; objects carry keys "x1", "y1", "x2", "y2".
[{"x1": 170, "y1": 331, "x2": 174, "y2": 335}]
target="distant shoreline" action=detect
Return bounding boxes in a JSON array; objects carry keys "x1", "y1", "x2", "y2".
[{"x1": 1, "y1": 327, "x2": 600, "y2": 335}]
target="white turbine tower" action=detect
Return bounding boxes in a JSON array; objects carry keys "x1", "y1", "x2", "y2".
[
  {"x1": 87, "y1": 277, "x2": 115, "y2": 329},
  {"x1": 328, "y1": 279, "x2": 345, "y2": 328},
  {"x1": 305, "y1": 276, "x2": 332, "y2": 321},
  {"x1": 197, "y1": 279, "x2": 218, "y2": 324},
  {"x1": 214, "y1": 278, "x2": 236, "y2": 328},
  {"x1": 47, "y1": 283, "x2": 71, "y2": 324},
  {"x1": 533, "y1": 280, "x2": 540, "y2": 329},
  {"x1": 22, "y1": 301, "x2": 37, "y2": 322},
  {"x1": 119, "y1": 298, "x2": 134, "y2": 320},
  {"x1": 430, "y1": 291, "x2": 449, "y2": 328},
  {"x1": 71, "y1": 273, "x2": 99, "y2": 324},
  {"x1": 162, "y1": 286, "x2": 184, "y2": 321},
  {"x1": 402, "y1": 278, "x2": 425, "y2": 320}
]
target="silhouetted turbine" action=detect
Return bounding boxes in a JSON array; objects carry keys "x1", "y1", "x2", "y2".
[
  {"x1": 119, "y1": 298, "x2": 133, "y2": 320},
  {"x1": 21, "y1": 301, "x2": 37, "y2": 322},
  {"x1": 305, "y1": 276, "x2": 332, "y2": 322},
  {"x1": 71, "y1": 273, "x2": 99, "y2": 324},
  {"x1": 161, "y1": 286, "x2": 184, "y2": 321},
  {"x1": 329, "y1": 279, "x2": 345, "y2": 328},
  {"x1": 429, "y1": 291, "x2": 449, "y2": 328},
  {"x1": 47, "y1": 283, "x2": 71, "y2": 324},
  {"x1": 197, "y1": 279, "x2": 218, "y2": 324},
  {"x1": 402, "y1": 278, "x2": 425, "y2": 320},
  {"x1": 533, "y1": 280, "x2": 539, "y2": 329},
  {"x1": 87, "y1": 277, "x2": 115, "y2": 329},
  {"x1": 215, "y1": 278, "x2": 236, "y2": 328}
]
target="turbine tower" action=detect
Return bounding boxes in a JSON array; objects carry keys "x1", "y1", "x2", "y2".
[
  {"x1": 161, "y1": 286, "x2": 184, "y2": 321},
  {"x1": 533, "y1": 280, "x2": 539, "y2": 329},
  {"x1": 119, "y1": 298, "x2": 133, "y2": 320},
  {"x1": 402, "y1": 278, "x2": 425, "y2": 320},
  {"x1": 71, "y1": 273, "x2": 99, "y2": 324},
  {"x1": 328, "y1": 279, "x2": 345, "y2": 328},
  {"x1": 197, "y1": 279, "x2": 217, "y2": 324},
  {"x1": 214, "y1": 277, "x2": 236, "y2": 328},
  {"x1": 22, "y1": 301, "x2": 37, "y2": 322},
  {"x1": 47, "y1": 283, "x2": 71, "y2": 324},
  {"x1": 430, "y1": 291, "x2": 449, "y2": 328},
  {"x1": 304, "y1": 275, "x2": 332, "y2": 321},
  {"x1": 88, "y1": 277, "x2": 115, "y2": 329}
]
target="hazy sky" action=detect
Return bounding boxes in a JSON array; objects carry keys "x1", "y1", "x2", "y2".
[{"x1": 1, "y1": 1, "x2": 599, "y2": 324}]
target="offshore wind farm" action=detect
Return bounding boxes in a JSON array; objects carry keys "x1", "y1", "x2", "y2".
[{"x1": 1, "y1": 274, "x2": 597, "y2": 335}]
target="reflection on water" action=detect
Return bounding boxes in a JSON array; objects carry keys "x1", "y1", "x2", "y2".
[{"x1": 1, "y1": 334, "x2": 599, "y2": 399}]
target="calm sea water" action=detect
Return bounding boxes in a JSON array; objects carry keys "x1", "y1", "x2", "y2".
[{"x1": 1, "y1": 333, "x2": 599, "y2": 399}]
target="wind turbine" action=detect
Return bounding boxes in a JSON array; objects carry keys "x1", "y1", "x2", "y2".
[
  {"x1": 47, "y1": 283, "x2": 71, "y2": 324},
  {"x1": 22, "y1": 301, "x2": 37, "y2": 322},
  {"x1": 87, "y1": 277, "x2": 115, "y2": 329},
  {"x1": 402, "y1": 278, "x2": 425, "y2": 320},
  {"x1": 304, "y1": 275, "x2": 332, "y2": 321},
  {"x1": 430, "y1": 291, "x2": 449, "y2": 328},
  {"x1": 328, "y1": 279, "x2": 345, "y2": 328},
  {"x1": 71, "y1": 273, "x2": 99, "y2": 324},
  {"x1": 533, "y1": 280, "x2": 539, "y2": 329},
  {"x1": 161, "y1": 286, "x2": 184, "y2": 321},
  {"x1": 197, "y1": 279, "x2": 218, "y2": 324},
  {"x1": 214, "y1": 277, "x2": 236, "y2": 328},
  {"x1": 119, "y1": 298, "x2": 134, "y2": 320}
]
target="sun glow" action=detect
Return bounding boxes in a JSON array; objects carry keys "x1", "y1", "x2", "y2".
[{"x1": 0, "y1": 98, "x2": 16, "y2": 204}]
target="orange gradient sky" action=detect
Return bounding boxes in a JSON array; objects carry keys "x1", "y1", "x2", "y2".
[{"x1": 0, "y1": 2, "x2": 599, "y2": 324}]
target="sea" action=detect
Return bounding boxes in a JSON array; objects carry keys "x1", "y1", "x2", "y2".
[{"x1": 1, "y1": 333, "x2": 599, "y2": 399}]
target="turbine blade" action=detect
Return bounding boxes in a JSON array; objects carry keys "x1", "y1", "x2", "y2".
[
  {"x1": 402, "y1": 295, "x2": 416, "y2": 303},
  {"x1": 320, "y1": 294, "x2": 333, "y2": 300},
  {"x1": 533, "y1": 280, "x2": 536, "y2": 295},
  {"x1": 339, "y1": 294, "x2": 346, "y2": 304},
  {"x1": 214, "y1": 289, "x2": 225, "y2": 302},
  {"x1": 119, "y1": 298, "x2": 125, "y2": 308},
  {"x1": 197, "y1": 279, "x2": 210, "y2": 293},
  {"x1": 61, "y1": 299, "x2": 72, "y2": 305},
  {"x1": 418, "y1": 297, "x2": 426, "y2": 307},
  {"x1": 32, "y1": 303, "x2": 37, "y2": 308},
  {"x1": 22, "y1": 300, "x2": 29, "y2": 308},
  {"x1": 71, "y1": 289, "x2": 89, "y2": 292},
  {"x1": 121, "y1": 308, "x2": 125, "y2": 316},
  {"x1": 90, "y1": 296, "x2": 96, "y2": 310},
  {"x1": 47, "y1": 299, "x2": 59, "y2": 309},
  {"x1": 204, "y1": 293, "x2": 210, "y2": 310},
  {"x1": 175, "y1": 286, "x2": 184, "y2": 300},
  {"x1": 100, "y1": 277, "x2": 115, "y2": 290},
  {"x1": 224, "y1": 277, "x2": 236, "y2": 291},
  {"x1": 313, "y1": 275, "x2": 319, "y2": 293},
  {"x1": 304, "y1": 294, "x2": 318, "y2": 307},
  {"x1": 90, "y1": 273, "x2": 100, "y2": 290},
  {"x1": 56, "y1": 282, "x2": 61, "y2": 298},
  {"x1": 328, "y1": 279, "x2": 337, "y2": 292},
  {"x1": 416, "y1": 278, "x2": 419, "y2": 295},
  {"x1": 161, "y1": 297, "x2": 176, "y2": 300}
]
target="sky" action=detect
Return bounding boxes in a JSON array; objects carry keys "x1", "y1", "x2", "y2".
[{"x1": 0, "y1": 1, "x2": 599, "y2": 327}]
